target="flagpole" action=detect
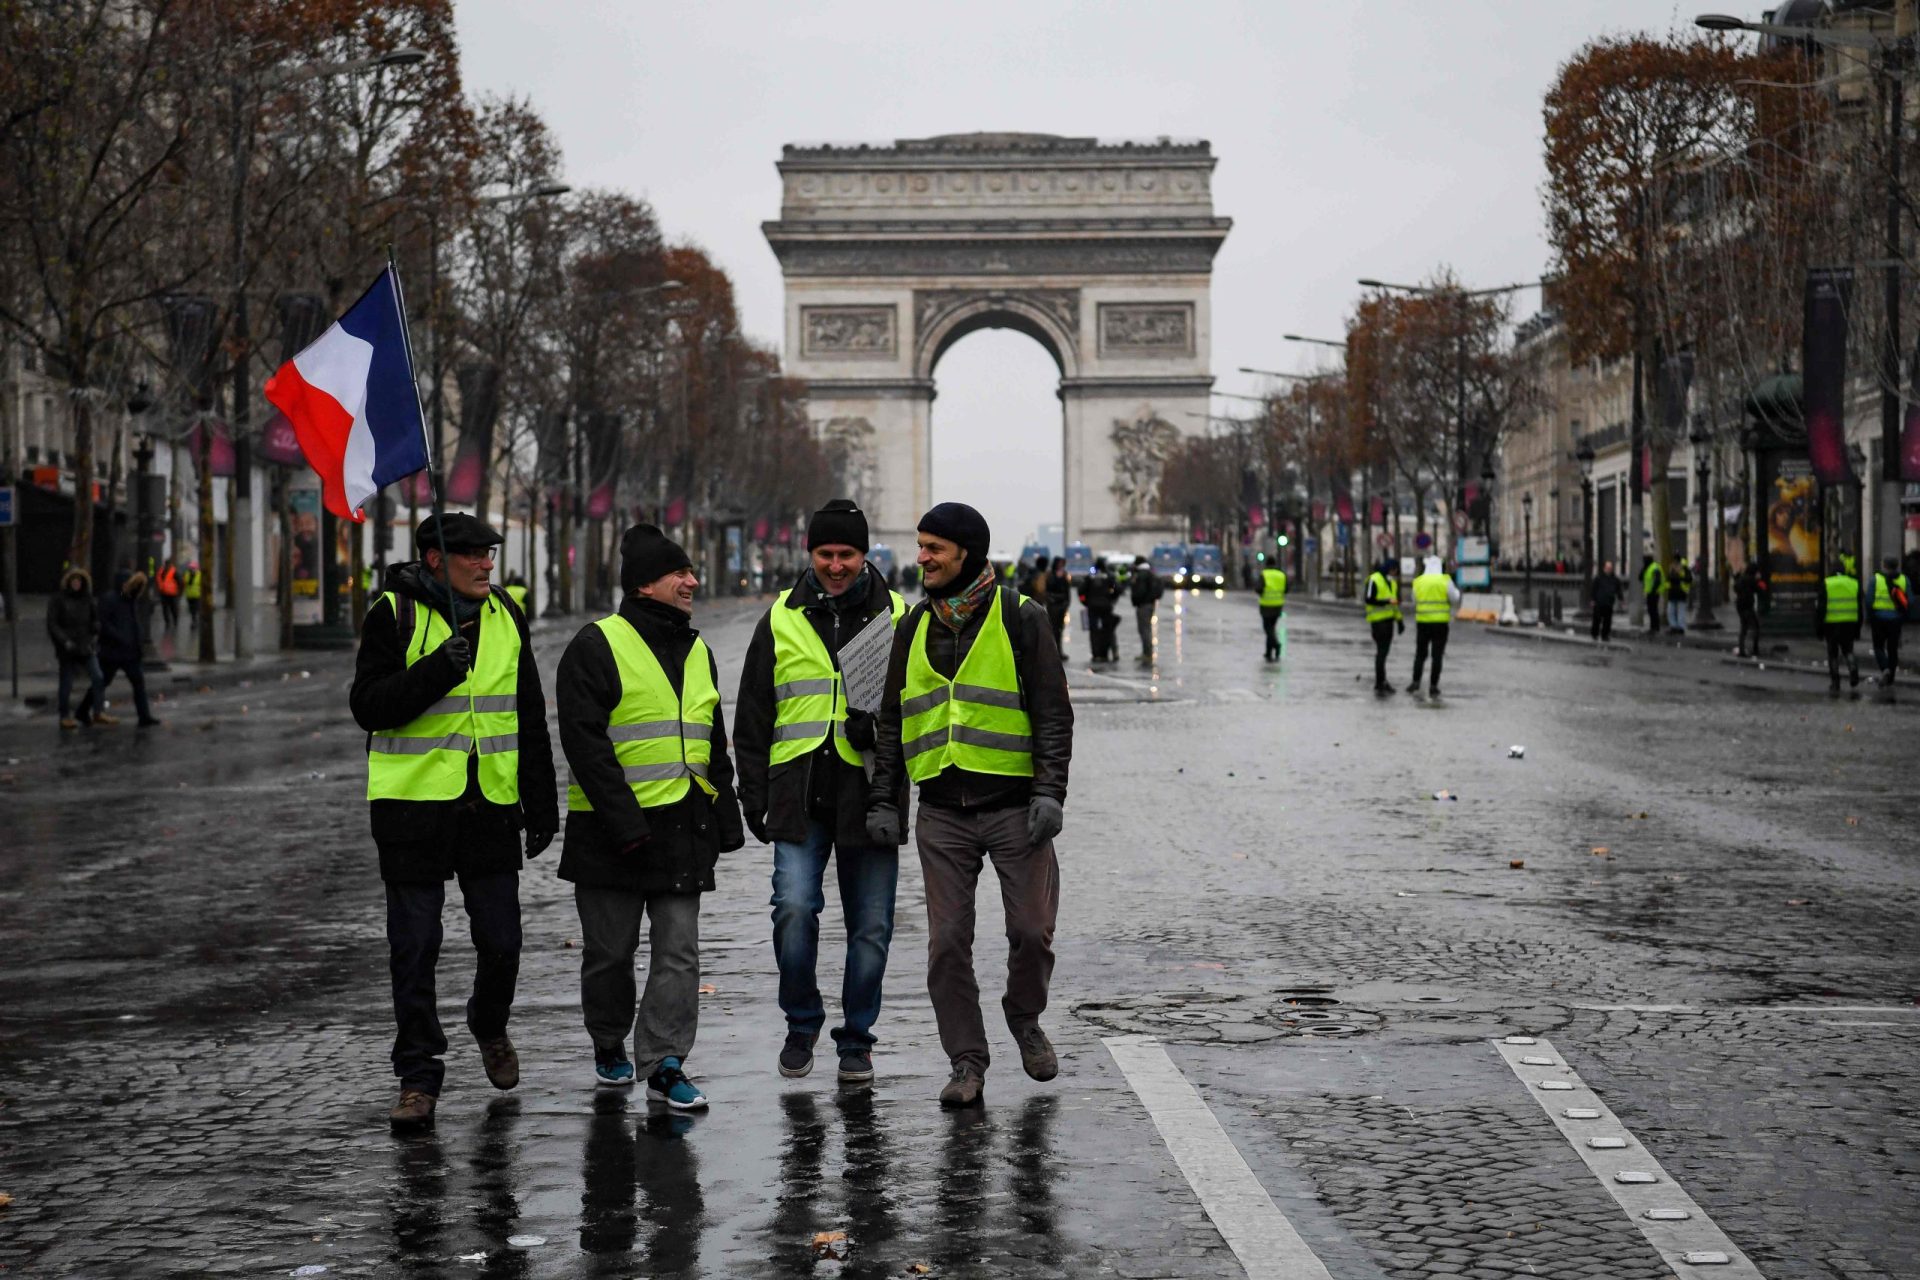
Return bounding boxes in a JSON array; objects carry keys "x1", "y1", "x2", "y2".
[{"x1": 387, "y1": 245, "x2": 448, "y2": 578}]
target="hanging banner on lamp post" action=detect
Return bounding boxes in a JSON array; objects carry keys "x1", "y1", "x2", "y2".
[{"x1": 1803, "y1": 267, "x2": 1854, "y2": 486}]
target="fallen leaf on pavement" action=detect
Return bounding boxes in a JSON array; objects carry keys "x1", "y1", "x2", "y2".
[
  {"x1": 1230, "y1": 852, "x2": 1247, "y2": 860},
  {"x1": 908, "y1": 1265, "x2": 932, "y2": 1276},
  {"x1": 0, "y1": 1192, "x2": 12, "y2": 1208},
  {"x1": 699, "y1": 983, "x2": 718, "y2": 994},
  {"x1": 1509, "y1": 859, "x2": 1525, "y2": 869},
  {"x1": 1786, "y1": 899, "x2": 1811, "y2": 906},
  {"x1": 1591, "y1": 846, "x2": 1610, "y2": 856},
  {"x1": 1845, "y1": 816, "x2": 1860, "y2": 826},
  {"x1": 562, "y1": 938, "x2": 578, "y2": 949}
]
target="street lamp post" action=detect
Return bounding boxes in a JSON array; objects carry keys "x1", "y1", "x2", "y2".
[
  {"x1": 1575, "y1": 438, "x2": 1596, "y2": 598},
  {"x1": 1549, "y1": 485, "x2": 1561, "y2": 566},
  {"x1": 1688, "y1": 421, "x2": 1721, "y2": 630},
  {"x1": 1522, "y1": 491, "x2": 1534, "y2": 607}
]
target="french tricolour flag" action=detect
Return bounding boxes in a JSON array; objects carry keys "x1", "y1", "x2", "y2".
[{"x1": 264, "y1": 267, "x2": 429, "y2": 521}]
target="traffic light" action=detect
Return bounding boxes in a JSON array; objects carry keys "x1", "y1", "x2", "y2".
[
  {"x1": 1255, "y1": 551, "x2": 1266, "y2": 563},
  {"x1": 1277, "y1": 534, "x2": 1290, "y2": 547}
]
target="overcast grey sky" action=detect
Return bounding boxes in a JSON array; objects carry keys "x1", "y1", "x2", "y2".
[{"x1": 458, "y1": 0, "x2": 1709, "y2": 549}]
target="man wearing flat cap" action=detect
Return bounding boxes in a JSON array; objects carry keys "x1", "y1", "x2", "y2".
[
  {"x1": 734, "y1": 499, "x2": 907, "y2": 1085},
  {"x1": 556, "y1": 524, "x2": 745, "y2": 1110},
  {"x1": 868, "y1": 501, "x2": 1075, "y2": 1108},
  {"x1": 349, "y1": 511, "x2": 558, "y2": 1131}
]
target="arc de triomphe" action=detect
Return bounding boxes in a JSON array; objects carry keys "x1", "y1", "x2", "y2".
[{"x1": 763, "y1": 133, "x2": 1231, "y2": 552}]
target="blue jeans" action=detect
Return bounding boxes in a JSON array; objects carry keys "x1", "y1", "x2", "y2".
[
  {"x1": 57, "y1": 654, "x2": 106, "y2": 720},
  {"x1": 1667, "y1": 599, "x2": 1687, "y2": 632},
  {"x1": 770, "y1": 817, "x2": 897, "y2": 1050}
]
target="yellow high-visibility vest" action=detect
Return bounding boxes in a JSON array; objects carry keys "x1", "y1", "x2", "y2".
[
  {"x1": 367, "y1": 593, "x2": 521, "y2": 803},
  {"x1": 1824, "y1": 574, "x2": 1860, "y2": 625},
  {"x1": 1259, "y1": 569, "x2": 1288, "y2": 608},
  {"x1": 1364, "y1": 571, "x2": 1401, "y2": 624},
  {"x1": 567, "y1": 615, "x2": 718, "y2": 811},
  {"x1": 1413, "y1": 572, "x2": 1453, "y2": 624},
  {"x1": 768, "y1": 587, "x2": 906, "y2": 767},
  {"x1": 901, "y1": 590, "x2": 1032, "y2": 784}
]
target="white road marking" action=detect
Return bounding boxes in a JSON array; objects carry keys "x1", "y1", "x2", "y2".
[
  {"x1": 1492, "y1": 1037, "x2": 1765, "y2": 1277},
  {"x1": 1574, "y1": 1004, "x2": 1920, "y2": 1015},
  {"x1": 1104, "y1": 1035, "x2": 1333, "y2": 1280}
]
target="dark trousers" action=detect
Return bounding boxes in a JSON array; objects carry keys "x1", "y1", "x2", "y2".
[
  {"x1": 1736, "y1": 606, "x2": 1759, "y2": 657},
  {"x1": 576, "y1": 886, "x2": 701, "y2": 1075},
  {"x1": 1370, "y1": 620, "x2": 1396, "y2": 688},
  {"x1": 159, "y1": 595, "x2": 178, "y2": 631},
  {"x1": 1871, "y1": 619, "x2": 1902, "y2": 680},
  {"x1": 771, "y1": 817, "x2": 898, "y2": 1050},
  {"x1": 915, "y1": 803, "x2": 1059, "y2": 1075},
  {"x1": 1134, "y1": 605, "x2": 1155, "y2": 656},
  {"x1": 1088, "y1": 608, "x2": 1117, "y2": 661},
  {"x1": 1411, "y1": 622, "x2": 1449, "y2": 689},
  {"x1": 56, "y1": 654, "x2": 105, "y2": 720},
  {"x1": 77, "y1": 657, "x2": 154, "y2": 723},
  {"x1": 1259, "y1": 606, "x2": 1284, "y2": 659},
  {"x1": 1826, "y1": 632, "x2": 1860, "y2": 687},
  {"x1": 1590, "y1": 603, "x2": 1614, "y2": 643},
  {"x1": 385, "y1": 872, "x2": 521, "y2": 1095},
  {"x1": 1645, "y1": 593, "x2": 1661, "y2": 635}
]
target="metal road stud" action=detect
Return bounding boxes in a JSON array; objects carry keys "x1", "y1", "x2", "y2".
[
  {"x1": 1563, "y1": 1108, "x2": 1601, "y2": 1119},
  {"x1": 1681, "y1": 1251, "x2": 1732, "y2": 1265},
  {"x1": 1587, "y1": 1137, "x2": 1629, "y2": 1149},
  {"x1": 1615, "y1": 1171, "x2": 1659, "y2": 1184},
  {"x1": 1519, "y1": 1055, "x2": 1555, "y2": 1065},
  {"x1": 1644, "y1": 1209, "x2": 1692, "y2": 1221},
  {"x1": 1539, "y1": 1080, "x2": 1575, "y2": 1091},
  {"x1": 1502, "y1": 1035, "x2": 1537, "y2": 1045}
]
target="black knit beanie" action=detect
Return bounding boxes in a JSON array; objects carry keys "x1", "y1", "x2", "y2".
[
  {"x1": 918, "y1": 501, "x2": 992, "y2": 585},
  {"x1": 807, "y1": 498, "x2": 869, "y2": 552},
  {"x1": 619, "y1": 523, "x2": 692, "y2": 593}
]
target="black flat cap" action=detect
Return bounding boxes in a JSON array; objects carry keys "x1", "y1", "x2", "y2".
[{"x1": 416, "y1": 512, "x2": 504, "y2": 552}]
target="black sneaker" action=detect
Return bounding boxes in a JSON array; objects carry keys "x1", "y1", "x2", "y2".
[
  {"x1": 777, "y1": 1032, "x2": 815, "y2": 1079},
  {"x1": 837, "y1": 1047, "x2": 874, "y2": 1083}
]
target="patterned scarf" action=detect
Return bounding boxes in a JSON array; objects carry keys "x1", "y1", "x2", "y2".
[{"x1": 929, "y1": 563, "x2": 999, "y2": 632}]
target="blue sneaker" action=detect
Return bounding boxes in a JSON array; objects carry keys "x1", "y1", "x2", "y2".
[
  {"x1": 646, "y1": 1057, "x2": 708, "y2": 1110},
  {"x1": 593, "y1": 1049, "x2": 635, "y2": 1088}
]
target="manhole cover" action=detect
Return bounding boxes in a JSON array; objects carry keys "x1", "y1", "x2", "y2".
[
  {"x1": 1300, "y1": 1023, "x2": 1361, "y2": 1036},
  {"x1": 1286, "y1": 1010, "x2": 1338, "y2": 1022},
  {"x1": 1281, "y1": 995, "x2": 1341, "y2": 1007},
  {"x1": 1403, "y1": 995, "x2": 1460, "y2": 1004}
]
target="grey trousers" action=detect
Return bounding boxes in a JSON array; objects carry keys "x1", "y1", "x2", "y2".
[
  {"x1": 915, "y1": 802, "x2": 1060, "y2": 1075},
  {"x1": 1135, "y1": 605, "x2": 1155, "y2": 655},
  {"x1": 574, "y1": 886, "x2": 701, "y2": 1075}
]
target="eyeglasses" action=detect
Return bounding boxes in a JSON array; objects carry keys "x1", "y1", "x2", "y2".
[{"x1": 449, "y1": 547, "x2": 496, "y2": 563}]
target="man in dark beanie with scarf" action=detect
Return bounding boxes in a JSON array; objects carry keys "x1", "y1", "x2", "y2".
[
  {"x1": 734, "y1": 498, "x2": 908, "y2": 1084},
  {"x1": 867, "y1": 501, "x2": 1074, "y2": 1107},
  {"x1": 555, "y1": 523, "x2": 744, "y2": 1110},
  {"x1": 349, "y1": 512, "x2": 558, "y2": 1130}
]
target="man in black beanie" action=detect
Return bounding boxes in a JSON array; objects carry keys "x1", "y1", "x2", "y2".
[
  {"x1": 555, "y1": 524, "x2": 745, "y2": 1109},
  {"x1": 733, "y1": 498, "x2": 909, "y2": 1084},
  {"x1": 867, "y1": 502, "x2": 1075, "y2": 1107}
]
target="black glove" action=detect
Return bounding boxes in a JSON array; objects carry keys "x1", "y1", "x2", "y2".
[
  {"x1": 524, "y1": 826, "x2": 556, "y2": 859},
  {"x1": 842, "y1": 708, "x2": 876, "y2": 751},
  {"x1": 1396, "y1": 619, "x2": 1405, "y2": 636},
  {"x1": 1027, "y1": 795, "x2": 1064, "y2": 846},
  {"x1": 745, "y1": 811, "x2": 770, "y2": 844},
  {"x1": 866, "y1": 803, "x2": 902, "y2": 846},
  {"x1": 439, "y1": 635, "x2": 472, "y2": 670}
]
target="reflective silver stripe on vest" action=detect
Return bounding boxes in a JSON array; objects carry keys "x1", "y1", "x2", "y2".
[
  {"x1": 608, "y1": 721, "x2": 682, "y2": 743},
  {"x1": 770, "y1": 720, "x2": 830, "y2": 743},
  {"x1": 370, "y1": 732, "x2": 474, "y2": 756},
  {"x1": 688, "y1": 759, "x2": 711, "y2": 780},
  {"x1": 901, "y1": 686, "x2": 951, "y2": 718},
  {"x1": 682, "y1": 720, "x2": 715, "y2": 741},
  {"x1": 421, "y1": 694, "x2": 516, "y2": 716},
  {"x1": 902, "y1": 731, "x2": 945, "y2": 761},
  {"x1": 773, "y1": 678, "x2": 835, "y2": 701},
  {"x1": 953, "y1": 682, "x2": 1022, "y2": 710},
  {"x1": 952, "y1": 725, "x2": 1031, "y2": 754},
  {"x1": 477, "y1": 733, "x2": 519, "y2": 754},
  {"x1": 620, "y1": 762, "x2": 698, "y2": 783}
]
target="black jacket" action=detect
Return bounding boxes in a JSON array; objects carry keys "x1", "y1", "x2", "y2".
[
  {"x1": 869, "y1": 587, "x2": 1072, "y2": 814},
  {"x1": 1591, "y1": 572, "x2": 1622, "y2": 610},
  {"x1": 46, "y1": 572, "x2": 98, "y2": 659},
  {"x1": 1129, "y1": 571, "x2": 1164, "y2": 608},
  {"x1": 734, "y1": 565, "x2": 907, "y2": 847},
  {"x1": 97, "y1": 573, "x2": 145, "y2": 666},
  {"x1": 555, "y1": 596, "x2": 745, "y2": 893},
  {"x1": 349, "y1": 563, "x2": 558, "y2": 882},
  {"x1": 1077, "y1": 571, "x2": 1119, "y2": 611}
]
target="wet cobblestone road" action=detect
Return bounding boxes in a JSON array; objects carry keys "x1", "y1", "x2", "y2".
[{"x1": 1, "y1": 591, "x2": 1914, "y2": 1277}]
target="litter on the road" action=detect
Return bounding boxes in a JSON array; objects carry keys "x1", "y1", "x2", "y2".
[
  {"x1": 507, "y1": 1235, "x2": 546, "y2": 1248},
  {"x1": 1432, "y1": 790, "x2": 1458, "y2": 801},
  {"x1": 290, "y1": 1268, "x2": 327, "y2": 1278},
  {"x1": 1509, "y1": 859, "x2": 1526, "y2": 869},
  {"x1": 1508, "y1": 745, "x2": 1526, "y2": 758}
]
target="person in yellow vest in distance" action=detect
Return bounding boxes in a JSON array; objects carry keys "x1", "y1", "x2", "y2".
[
  {"x1": 867, "y1": 502, "x2": 1075, "y2": 1109},
  {"x1": 1641, "y1": 555, "x2": 1665, "y2": 637},
  {"x1": 1815, "y1": 553, "x2": 1866, "y2": 695},
  {"x1": 348, "y1": 512, "x2": 559, "y2": 1132},
  {"x1": 1869, "y1": 556, "x2": 1909, "y2": 687},
  {"x1": 554, "y1": 524, "x2": 745, "y2": 1110},
  {"x1": 503, "y1": 574, "x2": 529, "y2": 614},
  {"x1": 733, "y1": 499, "x2": 908, "y2": 1085},
  {"x1": 1257, "y1": 560, "x2": 1288, "y2": 662},
  {"x1": 181, "y1": 560, "x2": 202, "y2": 634},
  {"x1": 1364, "y1": 553, "x2": 1404, "y2": 694},
  {"x1": 1407, "y1": 555, "x2": 1462, "y2": 697}
]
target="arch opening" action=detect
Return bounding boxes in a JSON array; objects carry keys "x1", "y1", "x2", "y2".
[{"x1": 929, "y1": 327, "x2": 1065, "y2": 553}]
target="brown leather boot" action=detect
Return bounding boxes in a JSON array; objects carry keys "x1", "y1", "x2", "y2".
[
  {"x1": 388, "y1": 1088, "x2": 436, "y2": 1130},
  {"x1": 938, "y1": 1067, "x2": 984, "y2": 1108},
  {"x1": 478, "y1": 1035, "x2": 519, "y2": 1091},
  {"x1": 1017, "y1": 1025, "x2": 1059, "y2": 1082}
]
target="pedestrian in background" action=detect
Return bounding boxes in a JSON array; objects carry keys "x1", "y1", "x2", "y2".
[
  {"x1": 556, "y1": 524, "x2": 744, "y2": 1111},
  {"x1": 1364, "y1": 553, "x2": 1403, "y2": 694},
  {"x1": 735, "y1": 499, "x2": 907, "y2": 1085},
  {"x1": 1128, "y1": 554, "x2": 1163, "y2": 663},
  {"x1": 349, "y1": 513, "x2": 558, "y2": 1131},
  {"x1": 1044, "y1": 556, "x2": 1071, "y2": 650},
  {"x1": 1666, "y1": 552, "x2": 1692, "y2": 635},
  {"x1": 1869, "y1": 556, "x2": 1908, "y2": 686},
  {"x1": 1406, "y1": 555, "x2": 1459, "y2": 697},
  {"x1": 1077, "y1": 557, "x2": 1120, "y2": 663},
  {"x1": 182, "y1": 560, "x2": 202, "y2": 634},
  {"x1": 868, "y1": 502, "x2": 1073, "y2": 1109},
  {"x1": 1589, "y1": 560, "x2": 1621, "y2": 643},
  {"x1": 77, "y1": 569, "x2": 160, "y2": 728},
  {"x1": 1641, "y1": 555, "x2": 1664, "y2": 638},
  {"x1": 155, "y1": 558, "x2": 180, "y2": 633},
  {"x1": 48, "y1": 567, "x2": 109, "y2": 730},
  {"x1": 1733, "y1": 562, "x2": 1768, "y2": 658},
  {"x1": 1815, "y1": 553, "x2": 1865, "y2": 694},
  {"x1": 1257, "y1": 559, "x2": 1288, "y2": 661}
]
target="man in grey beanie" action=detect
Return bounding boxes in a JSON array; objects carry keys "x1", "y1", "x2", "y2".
[{"x1": 867, "y1": 502, "x2": 1075, "y2": 1107}]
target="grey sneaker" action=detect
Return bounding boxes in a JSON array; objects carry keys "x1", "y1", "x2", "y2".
[
  {"x1": 939, "y1": 1066, "x2": 984, "y2": 1108},
  {"x1": 778, "y1": 1032, "x2": 816, "y2": 1078},
  {"x1": 1017, "y1": 1025, "x2": 1058, "y2": 1082}
]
